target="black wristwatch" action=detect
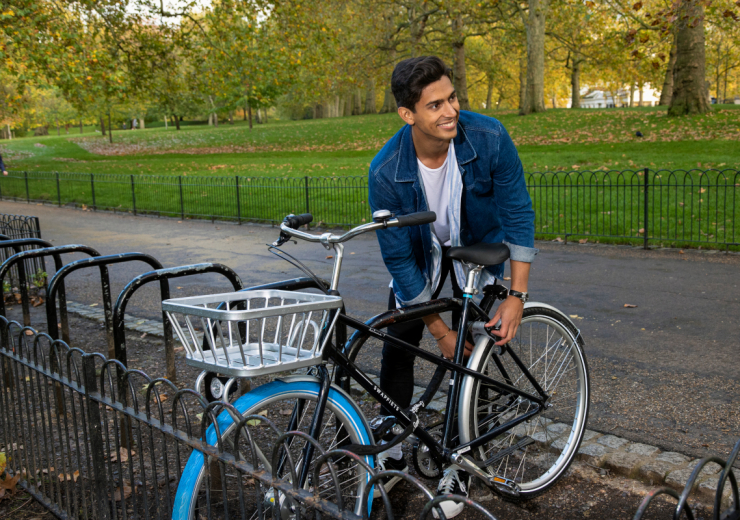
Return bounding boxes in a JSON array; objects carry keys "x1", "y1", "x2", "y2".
[{"x1": 508, "y1": 289, "x2": 529, "y2": 304}]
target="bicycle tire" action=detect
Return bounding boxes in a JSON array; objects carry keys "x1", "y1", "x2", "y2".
[
  {"x1": 173, "y1": 379, "x2": 375, "y2": 520},
  {"x1": 458, "y1": 306, "x2": 589, "y2": 499}
]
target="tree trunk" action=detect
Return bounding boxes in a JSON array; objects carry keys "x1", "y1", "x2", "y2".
[
  {"x1": 518, "y1": 58, "x2": 526, "y2": 111},
  {"x1": 353, "y1": 89, "x2": 362, "y2": 115},
  {"x1": 570, "y1": 60, "x2": 581, "y2": 108},
  {"x1": 669, "y1": 0, "x2": 710, "y2": 116},
  {"x1": 140, "y1": 117, "x2": 145, "y2": 129},
  {"x1": 173, "y1": 115, "x2": 181, "y2": 130},
  {"x1": 228, "y1": 111, "x2": 234, "y2": 124},
  {"x1": 638, "y1": 85, "x2": 644, "y2": 106},
  {"x1": 659, "y1": 34, "x2": 678, "y2": 105},
  {"x1": 486, "y1": 76, "x2": 494, "y2": 109},
  {"x1": 80, "y1": 120, "x2": 83, "y2": 134},
  {"x1": 520, "y1": 0, "x2": 548, "y2": 115},
  {"x1": 629, "y1": 83, "x2": 635, "y2": 107},
  {"x1": 344, "y1": 95, "x2": 352, "y2": 117},
  {"x1": 364, "y1": 78, "x2": 377, "y2": 114},
  {"x1": 380, "y1": 86, "x2": 397, "y2": 113},
  {"x1": 248, "y1": 105, "x2": 253, "y2": 129},
  {"x1": 244, "y1": 105, "x2": 248, "y2": 121},
  {"x1": 56, "y1": 117, "x2": 60, "y2": 136},
  {"x1": 100, "y1": 116, "x2": 106, "y2": 137},
  {"x1": 208, "y1": 113, "x2": 213, "y2": 125},
  {"x1": 164, "y1": 116, "x2": 168, "y2": 129},
  {"x1": 452, "y1": 15, "x2": 471, "y2": 111},
  {"x1": 107, "y1": 110, "x2": 113, "y2": 143}
]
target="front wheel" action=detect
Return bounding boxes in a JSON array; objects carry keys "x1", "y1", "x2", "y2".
[
  {"x1": 458, "y1": 306, "x2": 589, "y2": 499},
  {"x1": 172, "y1": 379, "x2": 375, "y2": 520}
]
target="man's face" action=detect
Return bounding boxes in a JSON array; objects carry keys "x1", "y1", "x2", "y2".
[{"x1": 402, "y1": 75, "x2": 459, "y2": 141}]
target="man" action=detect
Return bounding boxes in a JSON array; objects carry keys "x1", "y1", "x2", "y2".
[
  {"x1": 368, "y1": 56, "x2": 537, "y2": 518},
  {"x1": 1, "y1": 152, "x2": 7, "y2": 175}
]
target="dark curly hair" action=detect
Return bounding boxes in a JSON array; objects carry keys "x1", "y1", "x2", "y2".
[{"x1": 391, "y1": 56, "x2": 453, "y2": 111}]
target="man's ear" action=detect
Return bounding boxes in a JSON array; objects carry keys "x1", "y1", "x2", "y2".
[{"x1": 397, "y1": 106, "x2": 415, "y2": 126}]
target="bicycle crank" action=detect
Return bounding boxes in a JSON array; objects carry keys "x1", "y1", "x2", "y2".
[{"x1": 450, "y1": 453, "x2": 521, "y2": 498}]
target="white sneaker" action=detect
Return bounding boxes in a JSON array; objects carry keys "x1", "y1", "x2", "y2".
[
  {"x1": 432, "y1": 465, "x2": 471, "y2": 519},
  {"x1": 372, "y1": 453, "x2": 408, "y2": 499}
]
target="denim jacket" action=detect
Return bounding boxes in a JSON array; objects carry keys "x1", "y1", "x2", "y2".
[{"x1": 368, "y1": 111, "x2": 537, "y2": 306}]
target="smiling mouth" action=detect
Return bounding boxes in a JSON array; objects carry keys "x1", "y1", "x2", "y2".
[{"x1": 437, "y1": 119, "x2": 457, "y2": 130}]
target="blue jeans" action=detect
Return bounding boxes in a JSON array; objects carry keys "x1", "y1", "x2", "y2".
[{"x1": 380, "y1": 248, "x2": 462, "y2": 416}]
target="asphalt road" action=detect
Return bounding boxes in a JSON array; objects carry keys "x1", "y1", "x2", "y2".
[{"x1": 2, "y1": 200, "x2": 739, "y2": 461}]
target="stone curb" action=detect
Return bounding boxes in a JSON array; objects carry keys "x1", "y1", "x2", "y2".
[{"x1": 64, "y1": 299, "x2": 738, "y2": 503}]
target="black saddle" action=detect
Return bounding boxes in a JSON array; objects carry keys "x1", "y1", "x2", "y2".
[{"x1": 446, "y1": 243, "x2": 510, "y2": 266}]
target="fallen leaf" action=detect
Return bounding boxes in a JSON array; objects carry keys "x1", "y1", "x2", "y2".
[
  {"x1": 41, "y1": 467, "x2": 55, "y2": 474},
  {"x1": 279, "y1": 409, "x2": 293, "y2": 416},
  {"x1": 325, "y1": 255, "x2": 333, "y2": 259},
  {"x1": 113, "y1": 484, "x2": 132, "y2": 501},
  {"x1": 90, "y1": 303, "x2": 98, "y2": 307},
  {"x1": 140, "y1": 333, "x2": 147, "y2": 339},
  {"x1": 578, "y1": 239, "x2": 588, "y2": 244},
  {"x1": 679, "y1": 250, "x2": 685, "y2": 254},
  {"x1": 569, "y1": 315, "x2": 579, "y2": 318},
  {"x1": 638, "y1": 228, "x2": 645, "y2": 234},
  {"x1": 110, "y1": 448, "x2": 135, "y2": 463},
  {"x1": 623, "y1": 304, "x2": 638, "y2": 308},
  {"x1": 0, "y1": 473, "x2": 20, "y2": 496},
  {"x1": 611, "y1": 376, "x2": 617, "y2": 380},
  {"x1": 24, "y1": 330, "x2": 34, "y2": 336},
  {"x1": 58, "y1": 470, "x2": 80, "y2": 483},
  {"x1": 554, "y1": 237, "x2": 563, "y2": 243},
  {"x1": 174, "y1": 346, "x2": 184, "y2": 353}
]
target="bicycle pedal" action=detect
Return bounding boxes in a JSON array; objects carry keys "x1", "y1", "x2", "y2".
[{"x1": 490, "y1": 475, "x2": 521, "y2": 498}]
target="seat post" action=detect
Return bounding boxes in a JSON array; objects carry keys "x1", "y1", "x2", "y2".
[{"x1": 463, "y1": 264, "x2": 484, "y2": 296}]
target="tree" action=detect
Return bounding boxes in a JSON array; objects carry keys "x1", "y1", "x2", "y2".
[
  {"x1": 518, "y1": 0, "x2": 549, "y2": 114},
  {"x1": 668, "y1": 0, "x2": 710, "y2": 115}
]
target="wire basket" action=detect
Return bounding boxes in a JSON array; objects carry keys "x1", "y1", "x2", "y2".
[{"x1": 162, "y1": 289, "x2": 343, "y2": 377}]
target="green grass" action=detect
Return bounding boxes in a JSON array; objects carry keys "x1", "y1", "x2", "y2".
[
  {"x1": 1, "y1": 105, "x2": 738, "y2": 250},
  {"x1": 1, "y1": 105, "x2": 739, "y2": 177}
]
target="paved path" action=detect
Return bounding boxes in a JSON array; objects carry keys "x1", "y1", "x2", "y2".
[{"x1": 2, "y1": 200, "x2": 739, "y2": 463}]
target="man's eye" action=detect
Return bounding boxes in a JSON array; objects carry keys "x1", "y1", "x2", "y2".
[{"x1": 432, "y1": 103, "x2": 439, "y2": 109}]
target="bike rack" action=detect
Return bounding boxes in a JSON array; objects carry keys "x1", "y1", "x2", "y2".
[
  {"x1": 45, "y1": 253, "x2": 165, "y2": 361},
  {"x1": 113, "y1": 262, "x2": 243, "y2": 382},
  {"x1": 634, "y1": 438, "x2": 740, "y2": 520},
  {"x1": 0, "y1": 241, "x2": 94, "y2": 343},
  {"x1": 0, "y1": 237, "x2": 54, "y2": 328}
]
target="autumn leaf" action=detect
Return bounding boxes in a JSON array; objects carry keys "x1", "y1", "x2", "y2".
[
  {"x1": 113, "y1": 484, "x2": 132, "y2": 501},
  {"x1": 623, "y1": 304, "x2": 638, "y2": 308}
]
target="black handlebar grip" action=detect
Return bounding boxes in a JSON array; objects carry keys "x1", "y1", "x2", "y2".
[
  {"x1": 395, "y1": 211, "x2": 437, "y2": 228},
  {"x1": 284, "y1": 213, "x2": 313, "y2": 229}
]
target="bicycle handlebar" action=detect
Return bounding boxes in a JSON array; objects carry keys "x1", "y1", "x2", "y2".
[{"x1": 274, "y1": 210, "x2": 436, "y2": 246}]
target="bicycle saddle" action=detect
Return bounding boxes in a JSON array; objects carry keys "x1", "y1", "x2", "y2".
[{"x1": 446, "y1": 242, "x2": 510, "y2": 266}]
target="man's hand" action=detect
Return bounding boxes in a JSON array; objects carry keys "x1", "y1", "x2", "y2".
[
  {"x1": 437, "y1": 330, "x2": 474, "y2": 360},
  {"x1": 486, "y1": 296, "x2": 524, "y2": 346},
  {"x1": 2, "y1": 171, "x2": 7, "y2": 176}
]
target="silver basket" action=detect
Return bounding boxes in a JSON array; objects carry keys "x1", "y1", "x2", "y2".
[{"x1": 162, "y1": 290, "x2": 343, "y2": 377}]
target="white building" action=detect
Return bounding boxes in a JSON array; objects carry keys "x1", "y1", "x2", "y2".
[{"x1": 570, "y1": 85, "x2": 661, "y2": 108}]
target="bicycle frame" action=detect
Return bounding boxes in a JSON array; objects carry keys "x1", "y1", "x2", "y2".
[{"x1": 267, "y1": 277, "x2": 550, "y2": 490}]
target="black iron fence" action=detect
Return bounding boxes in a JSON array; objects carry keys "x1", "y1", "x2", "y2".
[
  {"x1": 0, "y1": 321, "x2": 496, "y2": 520},
  {"x1": 1, "y1": 169, "x2": 738, "y2": 250},
  {"x1": 0, "y1": 213, "x2": 46, "y2": 291}
]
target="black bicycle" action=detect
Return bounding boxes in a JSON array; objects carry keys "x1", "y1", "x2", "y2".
[{"x1": 169, "y1": 211, "x2": 590, "y2": 520}]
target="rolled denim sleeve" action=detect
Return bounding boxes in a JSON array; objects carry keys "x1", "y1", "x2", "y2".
[
  {"x1": 369, "y1": 171, "x2": 430, "y2": 306},
  {"x1": 493, "y1": 123, "x2": 538, "y2": 263}
]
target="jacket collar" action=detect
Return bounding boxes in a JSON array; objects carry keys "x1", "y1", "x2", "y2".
[{"x1": 394, "y1": 118, "x2": 477, "y2": 183}]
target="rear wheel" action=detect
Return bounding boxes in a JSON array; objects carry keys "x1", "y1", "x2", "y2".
[{"x1": 458, "y1": 307, "x2": 589, "y2": 498}]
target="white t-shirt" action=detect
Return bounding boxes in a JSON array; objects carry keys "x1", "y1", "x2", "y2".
[{"x1": 417, "y1": 145, "x2": 453, "y2": 246}]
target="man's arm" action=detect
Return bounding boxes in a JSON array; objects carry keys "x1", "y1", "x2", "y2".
[
  {"x1": 368, "y1": 172, "x2": 431, "y2": 306},
  {"x1": 486, "y1": 260, "x2": 530, "y2": 345}
]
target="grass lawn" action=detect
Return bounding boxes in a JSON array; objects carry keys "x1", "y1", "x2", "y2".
[
  {"x1": 1, "y1": 105, "x2": 739, "y2": 177},
  {"x1": 1, "y1": 105, "x2": 738, "y2": 250}
]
